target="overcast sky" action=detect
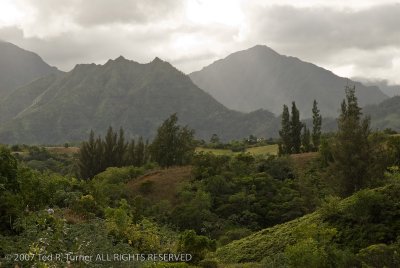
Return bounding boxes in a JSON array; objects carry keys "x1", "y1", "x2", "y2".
[{"x1": 1, "y1": 0, "x2": 400, "y2": 84}]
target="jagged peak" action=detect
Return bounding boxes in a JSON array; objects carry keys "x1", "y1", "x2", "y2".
[
  {"x1": 243, "y1": 44, "x2": 280, "y2": 56},
  {"x1": 115, "y1": 55, "x2": 127, "y2": 62},
  {"x1": 70, "y1": 63, "x2": 98, "y2": 72},
  {"x1": 151, "y1": 56, "x2": 164, "y2": 63}
]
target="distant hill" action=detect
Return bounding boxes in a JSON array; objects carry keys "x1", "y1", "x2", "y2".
[
  {"x1": 0, "y1": 56, "x2": 279, "y2": 144},
  {"x1": 0, "y1": 41, "x2": 60, "y2": 97},
  {"x1": 190, "y1": 45, "x2": 387, "y2": 118},
  {"x1": 364, "y1": 96, "x2": 400, "y2": 131}
]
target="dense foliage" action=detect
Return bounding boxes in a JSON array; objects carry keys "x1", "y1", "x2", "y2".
[{"x1": 1, "y1": 87, "x2": 400, "y2": 267}]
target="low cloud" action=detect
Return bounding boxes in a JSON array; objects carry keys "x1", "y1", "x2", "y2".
[
  {"x1": 243, "y1": 4, "x2": 400, "y2": 82},
  {"x1": 0, "y1": 1, "x2": 399, "y2": 83}
]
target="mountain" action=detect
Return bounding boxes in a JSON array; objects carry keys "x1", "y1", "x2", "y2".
[
  {"x1": 354, "y1": 78, "x2": 400, "y2": 97},
  {"x1": 0, "y1": 56, "x2": 278, "y2": 144},
  {"x1": 189, "y1": 45, "x2": 387, "y2": 118},
  {"x1": 0, "y1": 41, "x2": 60, "y2": 97},
  {"x1": 363, "y1": 96, "x2": 400, "y2": 131}
]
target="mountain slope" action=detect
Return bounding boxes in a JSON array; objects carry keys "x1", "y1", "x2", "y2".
[
  {"x1": 354, "y1": 78, "x2": 400, "y2": 97},
  {"x1": 0, "y1": 56, "x2": 278, "y2": 144},
  {"x1": 0, "y1": 41, "x2": 60, "y2": 97},
  {"x1": 364, "y1": 96, "x2": 400, "y2": 131},
  {"x1": 190, "y1": 45, "x2": 387, "y2": 117}
]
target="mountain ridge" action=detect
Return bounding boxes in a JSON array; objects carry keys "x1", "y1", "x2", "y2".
[
  {"x1": 0, "y1": 41, "x2": 61, "y2": 97},
  {"x1": 190, "y1": 45, "x2": 387, "y2": 117},
  {"x1": 0, "y1": 55, "x2": 278, "y2": 144}
]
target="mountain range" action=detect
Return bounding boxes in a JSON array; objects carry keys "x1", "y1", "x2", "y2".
[
  {"x1": 0, "y1": 41, "x2": 60, "y2": 97},
  {"x1": 0, "y1": 42, "x2": 396, "y2": 144},
  {"x1": 190, "y1": 45, "x2": 387, "y2": 117},
  {"x1": 0, "y1": 54, "x2": 278, "y2": 144}
]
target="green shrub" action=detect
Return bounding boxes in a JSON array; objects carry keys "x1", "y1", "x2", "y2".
[{"x1": 358, "y1": 243, "x2": 400, "y2": 268}]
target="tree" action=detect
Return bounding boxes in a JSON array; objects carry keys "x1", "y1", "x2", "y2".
[
  {"x1": 135, "y1": 136, "x2": 145, "y2": 166},
  {"x1": 210, "y1": 134, "x2": 220, "y2": 144},
  {"x1": 177, "y1": 230, "x2": 216, "y2": 263},
  {"x1": 125, "y1": 139, "x2": 136, "y2": 166},
  {"x1": 115, "y1": 128, "x2": 127, "y2": 167},
  {"x1": 0, "y1": 145, "x2": 18, "y2": 191},
  {"x1": 79, "y1": 130, "x2": 102, "y2": 179},
  {"x1": 331, "y1": 85, "x2": 371, "y2": 196},
  {"x1": 301, "y1": 125, "x2": 312, "y2": 152},
  {"x1": 290, "y1": 102, "x2": 303, "y2": 154},
  {"x1": 312, "y1": 100, "x2": 322, "y2": 151},
  {"x1": 103, "y1": 127, "x2": 118, "y2": 168},
  {"x1": 279, "y1": 104, "x2": 292, "y2": 155},
  {"x1": 150, "y1": 114, "x2": 195, "y2": 167}
]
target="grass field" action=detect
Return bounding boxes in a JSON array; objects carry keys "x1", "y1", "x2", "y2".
[
  {"x1": 246, "y1": 144, "x2": 278, "y2": 155},
  {"x1": 196, "y1": 144, "x2": 279, "y2": 156},
  {"x1": 44, "y1": 144, "x2": 279, "y2": 156}
]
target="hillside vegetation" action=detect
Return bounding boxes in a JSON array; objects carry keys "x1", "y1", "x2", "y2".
[
  {"x1": 215, "y1": 181, "x2": 400, "y2": 266},
  {"x1": 0, "y1": 56, "x2": 278, "y2": 144}
]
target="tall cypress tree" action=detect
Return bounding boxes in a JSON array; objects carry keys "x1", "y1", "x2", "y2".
[
  {"x1": 301, "y1": 124, "x2": 311, "y2": 152},
  {"x1": 312, "y1": 100, "x2": 322, "y2": 151},
  {"x1": 135, "y1": 136, "x2": 145, "y2": 166},
  {"x1": 79, "y1": 130, "x2": 99, "y2": 179},
  {"x1": 115, "y1": 128, "x2": 128, "y2": 167},
  {"x1": 103, "y1": 126, "x2": 118, "y2": 168},
  {"x1": 126, "y1": 139, "x2": 136, "y2": 166},
  {"x1": 279, "y1": 104, "x2": 292, "y2": 155},
  {"x1": 290, "y1": 102, "x2": 302, "y2": 154},
  {"x1": 331, "y1": 85, "x2": 371, "y2": 196},
  {"x1": 94, "y1": 135, "x2": 104, "y2": 173},
  {"x1": 144, "y1": 139, "x2": 150, "y2": 164}
]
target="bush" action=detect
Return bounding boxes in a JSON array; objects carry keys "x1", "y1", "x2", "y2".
[
  {"x1": 358, "y1": 243, "x2": 400, "y2": 268},
  {"x1": 177, "y1": 230, "x2": 216, "y2": 263}
]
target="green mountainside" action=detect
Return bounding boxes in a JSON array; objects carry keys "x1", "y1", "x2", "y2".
[
  {"x1": 364, "y1": 96, "x2": 400, "y2": 131},
  {"x1": 0, "y1": 41, "x2": 60, "y2": 97},
  {"x1": 216, "y1": 183, "x2": 400, "y2": 265},
  {"x1": 190, "y1": 45, "x2": 387, "y2": 117},
  {"x1": 0, "y1": 56, "x2": 278, "y2": 144}
]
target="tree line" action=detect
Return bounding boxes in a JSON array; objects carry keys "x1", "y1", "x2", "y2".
[
  {"x1": 79, "y1": 114, "x2": 195, "y2": 179},
  {"x1": 278, "y1": 99, "x2": 322, "y2": 155}
]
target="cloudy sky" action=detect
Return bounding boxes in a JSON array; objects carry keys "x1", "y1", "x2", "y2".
[{"x1": 1, "y1": 0, "x2": 400, "y2": 84}]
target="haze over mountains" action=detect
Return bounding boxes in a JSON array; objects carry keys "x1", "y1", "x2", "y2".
[
  {"x1": 364, "y1": 96, "x2": 400, "y2": 131},
  {"x1": 0, "y1": 41, "x2": 60, "y2": 97},
  {"x1": 354, "y1": 78, "x2": 400, "y2": 97},
  {"x1": 0, "y1": 42, "x2": 396, "y2": 144},
  {"x1": 190, "y1": 45, "x2": 387, "y2": 118}
]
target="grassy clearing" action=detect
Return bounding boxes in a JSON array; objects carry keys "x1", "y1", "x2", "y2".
[
  {"x1": 126, "y1": 166, "x2": 193, "y2": 204},
  {"x1": 195, "y1": 147, "x2": 235, "y2": 155},
  {"x1": 246, "y1": 144, "x2": 278, "y2": 155}
]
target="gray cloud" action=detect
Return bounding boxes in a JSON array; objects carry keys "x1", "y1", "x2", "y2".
[
  {"x1": 1, "y1": 1, "x2": 400, "y2": 83},
  {"x1": 242, "y1": 4, "x2": 400, "y2": 82},
  {"x1": 15, "y1": 0, "x2": 183, "y2": 27},
  {"x1": 248, "y1": 4, "x2": 400, "y2": 51}
]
